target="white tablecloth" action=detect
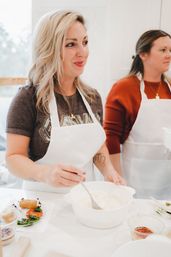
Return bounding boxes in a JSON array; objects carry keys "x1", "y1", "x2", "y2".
[{"x1": 1, "y1": 188, "x2": 171, "y2": 257}]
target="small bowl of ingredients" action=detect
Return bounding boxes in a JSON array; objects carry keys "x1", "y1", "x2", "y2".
[
  {"x1": 127, "y1": 214, "x2": 164, "y2": 240},
  {"x1": 0, "y1": 207, "x2": 17, "y2": 245}
]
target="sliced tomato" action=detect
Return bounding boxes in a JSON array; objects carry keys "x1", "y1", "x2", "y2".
[{"x1": 26, "y1": 209, "x2": 43, "y2": 218}]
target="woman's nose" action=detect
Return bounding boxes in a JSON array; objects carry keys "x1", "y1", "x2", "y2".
[
  {"x1": 166, "y1": 50, "x2": 171, "y2": 58},
  {"x1": 76, "y1": 45, "x2": 87, "y2": 57}
]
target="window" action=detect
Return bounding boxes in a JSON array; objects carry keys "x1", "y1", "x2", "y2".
[
  {"x1": 0, "y1": 0, "x2": 31, "y2": 76},
  {"x1": 0, "y1": 0, "x2": 31, "y2": 155}
]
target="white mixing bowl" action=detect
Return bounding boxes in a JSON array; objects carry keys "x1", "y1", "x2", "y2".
[{"x1": 67, "y1": 181, "x2": 135, "y2": 229}]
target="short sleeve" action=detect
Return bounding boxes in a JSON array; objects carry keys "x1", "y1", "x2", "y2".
[{"x1": 6, "y1": 85, "x2": 37, "y2": 137}]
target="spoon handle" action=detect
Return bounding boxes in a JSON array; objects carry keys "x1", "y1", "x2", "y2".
[{"x1": 80, "y1": 182, "x2": 102, "y2": 210}]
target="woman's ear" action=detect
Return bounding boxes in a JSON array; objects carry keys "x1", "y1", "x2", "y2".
[{"x1": 139, "y1": 52, "x2": 148, "y2": 61}]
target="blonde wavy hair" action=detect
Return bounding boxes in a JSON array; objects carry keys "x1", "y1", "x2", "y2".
[{"x1": 28, "y1": 10, "x2": 95, "y2": 113}]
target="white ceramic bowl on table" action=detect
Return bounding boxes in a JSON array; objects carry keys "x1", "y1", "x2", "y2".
[
  {"x1": 111, "y1": 236, "x2": 171, "y2": 257},
  {"x1": 67, "y1": 181, "x2": 135, "y2": 229}
]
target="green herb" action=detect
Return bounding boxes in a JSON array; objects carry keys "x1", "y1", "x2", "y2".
[
  {"x1": 17, "y1": 218, "x2": 34, "y2": 227},
  {"x1": 17, "y1": 216, "x2": 40, "y2": 227},
  {"x1": 34, "y1": 206, "x2": 42, "y2": 212},
  {"x1": 29, "y1": 215, "x2": 40, "y2": 221}
]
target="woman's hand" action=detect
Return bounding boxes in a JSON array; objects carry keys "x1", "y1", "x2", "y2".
[
  {"x1": 103, "y1": 169, "x2": 126, "y2": 185},
  {"x1": 44, "y1": 164, "x2": 85, "y2": 187},
  {"x1": 93, "y1": 143, "x2": 126, "y2": 185}
]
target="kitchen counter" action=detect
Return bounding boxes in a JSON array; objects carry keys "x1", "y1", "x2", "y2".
[{"x1": 1, "y1": 188, "x2": 171, "y2": 257}]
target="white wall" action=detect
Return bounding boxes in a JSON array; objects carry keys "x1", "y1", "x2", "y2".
[
  {"x1": 161, "y1": 0, "x2": 171, "y2": 34},
  {"x1": 108, "y1": 0, "x2": 161, "y2": 83},
  {"x1": 32, "y1": 0, "x2": 171, "y2": 102}
]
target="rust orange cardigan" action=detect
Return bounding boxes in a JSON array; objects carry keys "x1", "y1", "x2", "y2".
[{"x1": 104, "y1": 75, "x2": 171, "y2": 154}]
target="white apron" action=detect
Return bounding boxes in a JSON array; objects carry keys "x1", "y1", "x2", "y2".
[
  {"x1": 122, "y1": 77, "x2": 171, "y2": 199},
  {"x1": 23, "y1": 88, "x2": 106, "y2": 193}
]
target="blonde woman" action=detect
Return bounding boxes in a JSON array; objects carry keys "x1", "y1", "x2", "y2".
[{"x1": 6, "y1": 10, "x2": 125, "y2": 192}]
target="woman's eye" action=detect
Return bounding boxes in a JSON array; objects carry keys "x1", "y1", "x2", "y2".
[
  {"x1": 83, "y1": 40, "x2": 88, "y2": 46},
  {"x1": 66, "y1": 42, "x2": 75, "y2": 47},
  {"x1": 160, "y1": 48, "x2": 166, "y2": 52},
  {"x1": 160, "y1": 48, "x2": 171, "y2": 54}
]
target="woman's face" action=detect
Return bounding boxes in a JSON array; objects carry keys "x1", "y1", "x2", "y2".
[
  {"x1": 62, "y1": 21, "x2": 89, "y2": 81},
  {"x1": 141, "y1": 36, "x2": 171, "y2": 74}
]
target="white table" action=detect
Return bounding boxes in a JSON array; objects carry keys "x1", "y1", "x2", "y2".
[{"x1": 1, "y1": 188, "x2": 171, "y2": 257}]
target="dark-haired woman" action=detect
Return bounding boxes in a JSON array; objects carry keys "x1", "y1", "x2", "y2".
[{"x1": 104, "y1": 30, "x2": 171, "y2": 199}]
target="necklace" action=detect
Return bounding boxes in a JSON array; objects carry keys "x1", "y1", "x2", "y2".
[
  {"x1": 155, "y1": 81, "x2": 162, "y2": 99},
  {"x1": 66, "y1": 94, "x2": 77, "y2": 121},
  {"x1": 70, "y1": 113, "x2": 77, "y2": 120}
]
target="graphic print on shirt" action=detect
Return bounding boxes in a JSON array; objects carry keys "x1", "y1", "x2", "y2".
[
  {"x1": 39, "y1": 117, "x2": 51, "y2": 143},
  {"x1": 60, "y1": 112, "x2": 101, "y2": 126},
  {"x1": 38, "y1": 112, "x2": 101, "y2": 142}
]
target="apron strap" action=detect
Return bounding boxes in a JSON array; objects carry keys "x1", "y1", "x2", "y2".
[
  {"x1": 164, "y1": 78, "x2": 171, "y2": 93},
  {"x1": 49, "y1": 93, "x2": 60, "y2": 127},
  {"x1": 77, "y1": 87, "x2": 99, "y2": 123},
  {"x1": 136, "y1": 73, "x2": 148, "y2": 100},
  {"x1": 140, "y1": 80, "x2": 148, "y2": 100}
]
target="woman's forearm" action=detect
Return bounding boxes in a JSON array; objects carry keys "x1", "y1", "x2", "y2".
[
  {"x1": 6, "y1": 154, "x2": 49, "y2": 182},
  {"x1": 6, "y1": 154, "x2": 85, "y2": 187},
  {"x1": 93, "y1": 144, "x2": 126, "y2": 185},
  {"x1": 110, "y1": 153, "x2": 123, "y2": 176},
  {"x1": 5, "y1": 134, "x2": 48, "y2": 182},
  {"x1": 93, "y1": 144, "x2": 115, "y2": 176}
]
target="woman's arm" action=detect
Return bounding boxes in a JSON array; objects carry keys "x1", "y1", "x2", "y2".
[
  {"x1": 110, "y1": 153, "x2": 123, "y2": 176},
  {"x1": 6, "y1": 134, "x2": 49, "y2": 181},
  {"x1": 6, "y1": 133, "x2": 85, "y2": 187},
  {"x1": 93, "y1": 143, "x2": 126, "y2": 185}
]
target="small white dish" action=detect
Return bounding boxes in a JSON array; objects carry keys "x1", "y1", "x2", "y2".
[
  {"x1": 127, "y1": 214, "x2": 164, "y2": 240},
  {"x1": 0, "y1": 218, "x2": 17, "y2": 245},
  {"x1": 112, "y1": 237, "x2": 171, "y2": 257}
]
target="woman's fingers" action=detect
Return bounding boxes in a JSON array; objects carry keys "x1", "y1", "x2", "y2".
[
  {"x1": 57, "y1": 176, "x2": 80, "y2": 187},
  {"x1": 60, "y1": 169, "x2": 85, "y2": 183},
  {"x1": 60, "y1": 164, "x2": 85, "y2": 177},
  {"x1": 47, "y1": 164, "x2": 86, "y2": 187},
  {"x1": 119, "y1": 176, "x2": 127, "y2": 185},
  {"x1": 104, "y1": 171, "x2": 126, "y2": 185},
  {"x1": 113, "y1": 175, "x2": 126, "y2": 185}
]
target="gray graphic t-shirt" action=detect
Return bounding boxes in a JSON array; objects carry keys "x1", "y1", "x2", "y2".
[{"x1": 6, "y1": 85, "x2": 103, "y2": 161}]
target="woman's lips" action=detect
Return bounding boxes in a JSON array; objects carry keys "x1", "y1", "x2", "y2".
[{"x1": 74, "y1": 61, "x2": 85, "y2": 67}]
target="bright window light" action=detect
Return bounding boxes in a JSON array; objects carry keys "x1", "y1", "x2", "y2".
[{"x1": 0, "y1": 0, "x2": 32, "y2": 76}]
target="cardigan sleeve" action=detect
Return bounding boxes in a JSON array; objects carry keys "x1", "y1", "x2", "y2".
[{"x1": 104, "y1": 76, "x2": 141, "y2": 154}]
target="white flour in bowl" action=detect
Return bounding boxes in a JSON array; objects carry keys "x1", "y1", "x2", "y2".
[{"x1": 79, "y1": 190, "x2": 124, "y2": 210}]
